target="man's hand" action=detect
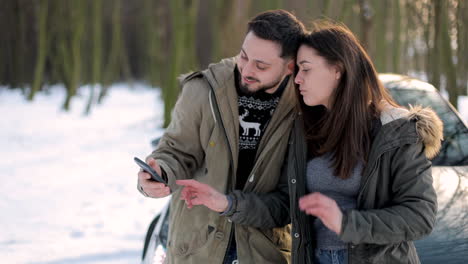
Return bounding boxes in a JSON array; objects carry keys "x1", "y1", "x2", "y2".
[
  {"x1": 138, "y1": 158, "x2": 170, "y2": 198},
  {"x1": 299, "y1": 192, "x2": 343, "y2": 235},
  {"x1": 176, "y1": 179, "x2": 228, "y2": 212}
]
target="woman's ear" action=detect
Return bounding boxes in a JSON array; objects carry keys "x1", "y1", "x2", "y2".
[
  {"x1": 335, "y1": 70, "x2": 341, "y2": 80},
  {"x1": 334, "y1": 64, "x2": 343, "y2": 80}
]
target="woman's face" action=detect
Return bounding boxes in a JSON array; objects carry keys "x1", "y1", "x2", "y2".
[{"x1": 295, "y1": 45, "x2": 341, "y2": 108}]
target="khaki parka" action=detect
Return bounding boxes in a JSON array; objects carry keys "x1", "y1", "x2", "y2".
[{"x1": 148, "y1": 57, "x2": 297, "y2": 264}]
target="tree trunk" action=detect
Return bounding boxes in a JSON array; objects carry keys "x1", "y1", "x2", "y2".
[
  {"x1": 162, "y1": 0, "x2": 199, "y2": 128},
  {"x1": 63, "y1": 0, "x2": 85, "y2": 110},
  {"x1": 85, "y1": 0, "x2": 103, "y2": 115},
  {"x1": 457, "y1": 0, "x2": 468, "y2": 95},
  {"x1": 12, "y1": 0, "x2": 27, "y2": 89},
  {"x1": 400, "y1": 0, "x2": 409, "y2": 73},
  {"x1": 429, "y1": 0, "x2": 441, "y2": 89},
  {"x1": 392, "y1": 0, "x2": 402, "y2": 73},
  {"x1": 358, "y1": 0, "x2": 373, "y2": 51},
  {"x1": 142, "y1": 0, "x2": 161, "y2": 87},
  {"x1": 29, "y1": 0, "x2": 48, "y2": 100},
  {"x1": 99, "y1": 0, "x2": 122, "y2": 103},
  {"x1": 373, "y1": 0, "x2": 388, "y2": 72},
  {"x1": 338, "y1": 0, "x2": 354, "y2": 24},
  {"x1": 439, "y1": 1, "x2": 458, "y2": 107}
]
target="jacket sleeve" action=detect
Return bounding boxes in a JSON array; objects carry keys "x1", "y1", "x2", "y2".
[
  {"x1": 146, "y1": 79, "x2": 207, "y2": 191},
  {"x1": 339, "y1": 142, "x2": 438, "y2": 245},
  {"x1": 225, "y1": 158, "x2": 291, "y2": 228}
]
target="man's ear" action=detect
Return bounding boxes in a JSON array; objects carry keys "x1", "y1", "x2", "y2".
[{"x1": 286, "y1": 60, "x2": 295, "y2": 75}]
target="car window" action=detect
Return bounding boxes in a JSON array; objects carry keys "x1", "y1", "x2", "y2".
[{"x1": 388, "y1": 88, "x2": 468, "y2": 166}]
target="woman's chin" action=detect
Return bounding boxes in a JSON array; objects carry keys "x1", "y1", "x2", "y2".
[
  {"x1": 303, "y1": 99, "x2": 317, "y2": 107},
  {"x1": 303, "y1": 100, "x2": 327, "y2": 109}
]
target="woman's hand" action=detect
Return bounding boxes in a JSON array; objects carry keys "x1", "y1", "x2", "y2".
[
  {"x1": 176, "y1": 179, "x2": 229, "y2": 212},
  {"x1": 299, "y1": 192, "x2": 343, "y2": 235}
]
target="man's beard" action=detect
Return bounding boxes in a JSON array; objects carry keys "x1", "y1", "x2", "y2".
[{"x1": 238, "y1": 75, "x2": 284, "y2": 95}]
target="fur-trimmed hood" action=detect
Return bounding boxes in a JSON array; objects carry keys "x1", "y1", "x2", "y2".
[
  {"x1": 380, "y1": 104, "x2": 444, "y2": 159},
  {"x1": 407, "y1": 105, "x2": 444, "y2": 159}
]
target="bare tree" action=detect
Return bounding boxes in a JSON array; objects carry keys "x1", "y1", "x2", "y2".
[
  {"x1": 29, "y1": 0, "x2": 49, "y2": 100},
  {"x1": 84, "y1": 0, "x2": 103, "y2": 115},
  {"x1": 162, "y1": 0, "x2": 199, "y2": 127},
  {"x1": 358, "y1": 0, "x2": 373, "y2": 51},
  {"x1": 457, "y1": 0, "x2": 468, "y2": 96}
]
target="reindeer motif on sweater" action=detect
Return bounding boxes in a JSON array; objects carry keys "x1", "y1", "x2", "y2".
[{"x1": 239, "y1": 110, "x2": 261, "y2": 136}]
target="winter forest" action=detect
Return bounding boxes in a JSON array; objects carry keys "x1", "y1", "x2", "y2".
[{"x1": 1, "y1": 0, "x2": 467, "y2": 126}]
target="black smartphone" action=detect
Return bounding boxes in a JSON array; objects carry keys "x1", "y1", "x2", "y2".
[{"x1": 134, "y1": 157, "x2": 167, "y2": 184}]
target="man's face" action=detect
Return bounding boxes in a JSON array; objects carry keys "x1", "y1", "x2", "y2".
[{"x1": 236, "y1": 31, "x2": 293, "y2": 94}]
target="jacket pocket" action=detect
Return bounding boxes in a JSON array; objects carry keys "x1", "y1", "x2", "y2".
[
  {"x1": 359, "y1": 242, "x2": 417, "y2": 264},
  {"x1": 247, "y1": 227, "x2": 291, "y2": 263},
  {"x1": 171, "y1": 225, "x2": 213, "y2": 257}
]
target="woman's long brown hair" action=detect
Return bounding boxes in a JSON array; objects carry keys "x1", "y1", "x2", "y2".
[{"x1": 298, "y1": 21, "x2": 398, "y2": 179}]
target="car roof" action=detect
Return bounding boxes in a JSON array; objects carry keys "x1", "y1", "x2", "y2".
[{"x1": 379, "y1": 73, "x2": 438, "y2": 92}]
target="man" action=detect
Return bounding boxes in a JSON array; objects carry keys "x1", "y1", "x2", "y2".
[{"x1": 138, "y1": 10, "x2": 305, "y2": 264}]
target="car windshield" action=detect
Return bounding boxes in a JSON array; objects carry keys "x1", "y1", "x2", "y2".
[{"x1": 388, "y1": 88, "x2": 468, "y2": 166}]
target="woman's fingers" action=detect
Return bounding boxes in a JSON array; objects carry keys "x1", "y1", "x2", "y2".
[
  {"x1": 299, "y1": 192, "x2": 325, "y2": 209},
  {"x1": 299, "y1": 192, "x2": 343, "y2": 234}
]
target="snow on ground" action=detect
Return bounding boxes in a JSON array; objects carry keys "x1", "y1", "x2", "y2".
[{"x1": 0, "y1": 83, "x2": 169, "y2": 264}]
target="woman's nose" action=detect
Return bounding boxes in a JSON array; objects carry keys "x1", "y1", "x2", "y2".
[{"x1": 294, "y1": 74, "x2": 302, "y2": 85}]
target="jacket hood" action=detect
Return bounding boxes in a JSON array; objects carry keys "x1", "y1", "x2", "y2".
[
  {"x1": 407, "y1": 105, "x2": 444, "y2": 159},
  {"x1": 203, "y1": 57, "x2": 237, "y2": 88},
  {"x1": 380, "y1": 104, "x2": 444, "y2": 159},
  {"x1": 177, "y1": 57, "x2": 236, "y2": 87}
]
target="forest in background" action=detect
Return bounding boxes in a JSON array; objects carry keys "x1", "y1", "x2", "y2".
[{"x1": 1, "y1": 0, "x2": 467, "y2": 127}]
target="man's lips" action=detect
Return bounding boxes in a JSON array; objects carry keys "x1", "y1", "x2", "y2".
[{"x1": 242, "y1": 76, "x2": 258, "y2": 84}]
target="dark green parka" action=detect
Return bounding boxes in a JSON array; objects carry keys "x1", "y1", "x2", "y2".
[{"x1": 288, "y1": 105, "x2": 443, "y2": 264}]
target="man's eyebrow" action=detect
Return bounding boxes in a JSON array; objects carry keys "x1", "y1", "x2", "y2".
[
  {"x1": 241, "y1": 48, "x2": 247, "y2": 56},
  {"x1": 240, "y1": 48, "x2": 272, "y2": 66}
]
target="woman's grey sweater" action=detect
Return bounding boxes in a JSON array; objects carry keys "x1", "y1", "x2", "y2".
[{"x1": 306, "y1": 153, "x2": 362, "y2": 250}]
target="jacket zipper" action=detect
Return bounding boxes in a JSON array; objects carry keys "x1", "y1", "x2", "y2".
[
  {"x1": 222, "y1": 228, "x2": 235, "y2": 264},
  {"x1": 206, "y1": 80, "x2": 236, "y2": 187},
  {"x1": 294, "y1": 120, "x2": 307, "y2": 264},
  {"x1": 356, "y1": 158, "x2": 379, "y2": 204},
  {"x1": 208, "y1": 90, "x2": 217, "y2": 124},
  {"x1": 351, "y1": 147, "x2": 396, "y2": 263},
  {"x1": 244, "y1": 115, "x2": 294, "y2": 191},
  {"x1": 205, "y1": 75, "x2": 237, "y2": 263}
]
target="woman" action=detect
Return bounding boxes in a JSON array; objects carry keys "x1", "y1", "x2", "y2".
[{"x1": 288, "y1": 22, "x2": 443, "y2": 264}]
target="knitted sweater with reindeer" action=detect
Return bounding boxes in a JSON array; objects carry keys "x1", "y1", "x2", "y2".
[{"x1": 235, "y1": 70, "x2": 288, "y2": 189}]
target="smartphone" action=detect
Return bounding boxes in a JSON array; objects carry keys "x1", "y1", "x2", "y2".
[{"x1": 134, "y1": 157, "x2": 167, "y2": 184}]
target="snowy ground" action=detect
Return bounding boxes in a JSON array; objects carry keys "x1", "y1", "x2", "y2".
[
  {"x1": 0, "y1": 83, "x2": 467, "y2": 264},
  {"x1": 0, "y1": 84, "x2": 169, "y2": 264}
]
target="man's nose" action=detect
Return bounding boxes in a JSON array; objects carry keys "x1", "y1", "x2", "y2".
[{"x1": 242, "y1": 61, "x2": 255, "y2": 77}]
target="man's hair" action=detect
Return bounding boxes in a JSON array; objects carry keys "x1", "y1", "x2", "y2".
[{"x1": 247, "y1": 10, "x2": 305, "y2": 59}]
